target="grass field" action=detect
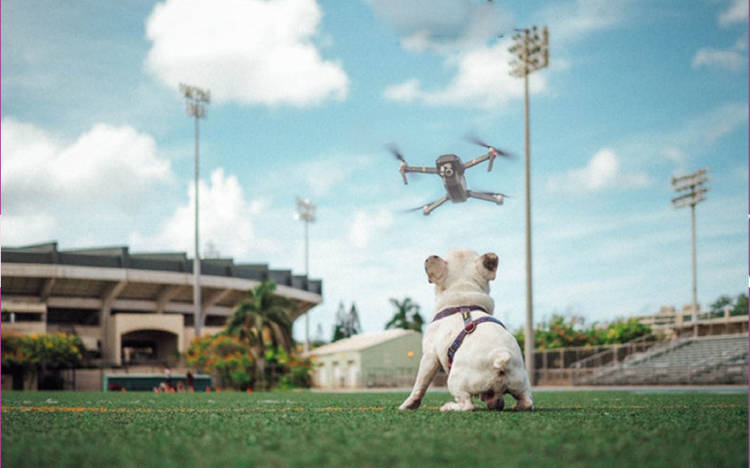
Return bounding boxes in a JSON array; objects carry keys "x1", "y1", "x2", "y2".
[{"x1": 2, "y1": 390, "x2": 747, "y2": 467}]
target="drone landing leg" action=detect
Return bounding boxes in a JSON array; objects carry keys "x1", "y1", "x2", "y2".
[
  {"x1": 423, "y1": 195, "x2": 450, "y2": 215},
  {"x1": 467, "y1": 191, "x2": 504, "y2": 206}
]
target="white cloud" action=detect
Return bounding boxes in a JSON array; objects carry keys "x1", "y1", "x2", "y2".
[
  {"x1": 130, "y1": 168, "x2": 278, "y2": 258},
  {"x1": 145, "y1": 0, "x2": 349, "y2": 107},
  {"x1": 348, "y1": 209, "x2": 394, "y2": 248},
  {"x1": 1, "y1": 118, "x2": 173, "y2": 247},
  {"x1": 369, "y1": 0, "x2": 514, "y2": 53},
  {"x1": 547, "y1": 148, "x2": 651, "y2": 193},
  {"x1": 1, "y1": 213, "x2": 56, "y2": 246},
  {"x1": 1, "y1": 118, "x2": 172, "y2": 211},
  {"x1": 300, "y1": 155, "x2": 373, "y2": 197},
  {"x1": 384, "y1": 40, "x2": 547, "y2": 109},
  {"x1": 694, "y1": 101, "x2": 748, "y2": 144},
  {"x1": 692, "y1": 39, "x2": 746, "y2": 71},
  {"x1": 377, "y1": 0, "x2": 629, "y2": 110},
  {"x1": 660, "y1": 146, "x2": 688, "y2": 173},
  {"x1": 539, "y1": 0, "x2": 629, "y2": 44},
  {"x1": 719, "y1": 0, "x2": 748, "y2": 27}
]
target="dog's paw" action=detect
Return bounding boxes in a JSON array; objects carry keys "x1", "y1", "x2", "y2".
[
  {"x1": 440, "y1": 401, "x2": 474, "y2": 412},
  {"x1": 513, "y1": 400, "x2": 534, "y2": 411},
  {"x1": 399, "y1": 398, "x2": 422, "y2": 410},
  {"x1": 440, "y1": 401, "x2": 460, "y2": 411}
]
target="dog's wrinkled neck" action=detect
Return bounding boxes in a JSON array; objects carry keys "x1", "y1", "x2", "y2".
[{"x1": 434, "y1": 289, "x2": 494, "y2": 317}]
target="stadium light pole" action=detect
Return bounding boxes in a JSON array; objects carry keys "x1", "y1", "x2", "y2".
[
  {"x1": 510, "y1": 26, "x2": 549, "y2": 384},
  {"x1": 671, "y1": 169, "x2": 709, "y2": 337},
  {"x1": 180, "y1": 83, "x2": 210, "y2": 338},
  {"x1": 295, "y1": 197, "x2": 316, "y2": 353}
]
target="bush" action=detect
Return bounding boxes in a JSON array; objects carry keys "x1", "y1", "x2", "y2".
[
  {"x1": 2, "y1": 332, "x2": 84, "y2": 369},
  {"x1": 264, "y1": 347, "x2": 313, "y2": 389},
  {"x1": 186, "y1": 333, "x2": 254, "y2": 390},
  {"x1": 515, "y1": 315, "x2": 652, "y2": 350}
]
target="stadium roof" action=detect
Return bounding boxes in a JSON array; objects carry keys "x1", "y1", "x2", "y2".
[
  {"x1": 3, "y1": 241, "x2": 321, "y2": 294},
  {"x1": 2, "y1": 241, "x2": 322, "y2": 320}
]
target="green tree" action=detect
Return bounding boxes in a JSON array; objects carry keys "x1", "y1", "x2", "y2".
[
  {"x1": 332, "y1": 302, "x2": 362, "y2": 342},
  {"x1": 2, "y1": 332, "x2": 85, "y2": 390},
  {"x1": 226, "y1": 280, "x2": 294, "y2": 390},
  {"x1": 385, "y1": 297, "x2": 425, "y2": 332},
  {"x1": 732, "y1": 293, "x2": 748, "y2": 316},
  {"x1": 710, "y1": 295, "x2": 733, "y2": 317}
]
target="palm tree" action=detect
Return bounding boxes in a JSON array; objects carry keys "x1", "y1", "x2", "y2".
[
  {"x1": 385, "y1": 297, "x2": 424, "y2": 333},
  {"x1": 226, "y1": 280, "x2": 294, "y2": 389}
]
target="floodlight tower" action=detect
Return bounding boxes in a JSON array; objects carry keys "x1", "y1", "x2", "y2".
[
  {"x1": 295, "y1": 197, "x2": 316, "y2": 353},
  {"x1": 180, "y1": 83, "x2": 211, "y2": 337},
  {"x1": 509, "y1": 26, "x2": 549, "y2": 384},
  {"x1": 671, "y1": 169, "x2": 709, "y2": 336}
]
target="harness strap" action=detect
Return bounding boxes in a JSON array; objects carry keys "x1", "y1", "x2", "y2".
[
  {"x1": 432, "y1": 305, "x2": 487, "y2": 323},
  {"x1": 446, "y1": 316, "x2": 507, "y2": 369}
]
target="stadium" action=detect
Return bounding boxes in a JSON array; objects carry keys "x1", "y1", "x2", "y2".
[{"x1": 2, "y1": 241, "x2": 322, "y2": 389}]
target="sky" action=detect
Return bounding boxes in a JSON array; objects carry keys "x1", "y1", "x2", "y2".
[{"x1": 2, "y1": 0, "x2": 748, "y2": 342}]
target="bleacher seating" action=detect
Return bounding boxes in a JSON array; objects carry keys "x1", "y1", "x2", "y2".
[{"x1": 583, "y1": 334, "x2": 748, "y2": 385}]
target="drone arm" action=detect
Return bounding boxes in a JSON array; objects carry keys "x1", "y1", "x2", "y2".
[
  {"x1": 467, "y1": 191, "x2": 504, "y2": 206},
  {"x1": 404, "y1": 166, "x2": 438, "y2": 174},
  {"x1": 422, "y1": 195, "x2": 450, "y2": 215},
  {"x1": 463, "y1": 154, "x2": 491, "y2": 170}
]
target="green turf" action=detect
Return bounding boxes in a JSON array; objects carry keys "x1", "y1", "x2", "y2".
[{"x1": 2, "y1": 390, "x2": 747, "y2": 468}]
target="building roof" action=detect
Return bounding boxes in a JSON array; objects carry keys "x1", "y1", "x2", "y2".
[
  {"x1": 2, "y1": 241, "x2": 322, "y2": 321},
  {"x1": 307, "y1": 329, "x2": 420, "y2": 356},
  {"x1": 3, "y1": 241, "x2": 321, "y2": 294}
]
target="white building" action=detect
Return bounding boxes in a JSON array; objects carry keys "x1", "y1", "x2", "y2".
[{"x1": 307, "y1": 329, "x2": 422, "y2": 389}]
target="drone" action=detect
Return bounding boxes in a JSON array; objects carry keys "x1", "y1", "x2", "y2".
[{"x1": 389, "y1": 136, "x2": 512, "y2": 215}]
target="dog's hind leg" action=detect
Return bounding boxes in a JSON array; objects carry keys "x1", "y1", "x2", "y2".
[
  {"x1": 399, "y1": 353, "x2": 440, "y2": 410},
  {"x1": 508, "y1": 381, "x2": 534, "y2": 411},
  {"x1": 440, "y1": 390, "x2": 474, "y2": 412},
  {"x1": 440, "y1": 376, "x2": 475, "y2": 412}
]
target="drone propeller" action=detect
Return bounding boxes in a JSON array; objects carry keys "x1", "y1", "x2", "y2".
[
  {"x1": 464, "y1": 134, "x2": 513, "y2": 157},
  {"x1": 400, "y1": 205, "x2": 426, "y2": 213},
  {"x1": 386, "y1": 143, "x2": 406, "y2": 163},
  {"x1": 386, "y1": 143, "x2": 410, "y2": 184},
  {"x1": 464, "y1": 133, "x2": 513, "y2": 171}
]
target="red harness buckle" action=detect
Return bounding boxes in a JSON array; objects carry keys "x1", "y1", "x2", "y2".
[{"x1": 464, "y1": 321, "x2": 476, "y2": 333}]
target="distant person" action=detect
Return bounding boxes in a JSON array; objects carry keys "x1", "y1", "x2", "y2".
[
  {"x1": 164, "y1": 366, "x2": 172, "y2": 390},
  {"x1": 186, "y1": 370, "x2": 195, "y2": 392}
]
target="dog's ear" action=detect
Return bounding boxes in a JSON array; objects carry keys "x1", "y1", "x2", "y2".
[
  {"x1": 425, "y1": 255, "x2": 447, "y2": 284},
  {"x1": 476, "y1": 252, "x2": 498, "y2": 281}
]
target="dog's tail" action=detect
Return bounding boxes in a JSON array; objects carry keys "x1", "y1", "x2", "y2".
[{"x1": 491, "y1": 349, "x2": 512, "y2": 370}]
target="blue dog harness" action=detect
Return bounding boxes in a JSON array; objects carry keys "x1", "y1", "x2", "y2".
[{"x1": 432, "y1": 305, "x2": 507, "y2": 370}]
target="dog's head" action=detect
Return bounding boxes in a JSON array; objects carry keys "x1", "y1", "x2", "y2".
[{"x1": 424, "y1": 249, "x2": 498, "y2": 293}]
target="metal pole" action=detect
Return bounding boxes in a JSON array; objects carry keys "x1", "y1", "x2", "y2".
[
  {"x1": 690, "y1": 203, "x2": 697, "y2": 337},
  {"x1": 304, "y1": 219, "x2": 310, "y2": 353},
  {"x1": 193, "y1": 112, "x2": 202, "y2": 337},
  {"x1": 522, "y1": 29, "x2": 535, "y2": 385}
]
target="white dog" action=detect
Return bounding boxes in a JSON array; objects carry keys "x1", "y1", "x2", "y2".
[{"x1": 399, "y1": 249, "x2": 533, "y2": 412}]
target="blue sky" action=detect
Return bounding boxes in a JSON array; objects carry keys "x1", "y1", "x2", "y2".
[{"x1": 2, "y1": 0, "x2": 747, "y2": 341}]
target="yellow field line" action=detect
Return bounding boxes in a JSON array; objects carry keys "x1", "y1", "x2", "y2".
[{"x1": 1, "y1": 403, "x2": 744, "y2": 413}]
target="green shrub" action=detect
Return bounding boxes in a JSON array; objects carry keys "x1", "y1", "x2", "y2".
[
  {"x1": 1, "y1": 332, "x2": 84, "y2": 369},
  {"x1": 515, "y1": 315, "x2": 652, "y2": 350}
]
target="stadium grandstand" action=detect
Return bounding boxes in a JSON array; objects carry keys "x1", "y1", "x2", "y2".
[
  {"x1": 532, "y1": 313, "x2": 747, "y2": 386},
  {"x1": 577, "y1": 334, "x2": 748, "y2": 385},
  {"x1": 2, "y1": 242, "x2": 322, "y2": 369}
]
